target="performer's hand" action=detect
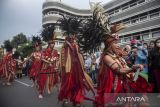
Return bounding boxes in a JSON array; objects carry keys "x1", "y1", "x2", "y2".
[
  {"x1": 132, "y1": 65, "x2": 138, "y2": 70},
  {"x1": 132, "y1": 64, "x2": 143, "y2": 71},
  {"x1": 54, "y1": 67, "x2": 58, "y2": 70},
  {"x1": 138, "y1": 64, "x2": 144, "y2": 71},
  {"x1": 49, "y1": 64, "x2": 52, "y2": 66},
  {"x1": 53, "y1": 57, "x2": 57, "y2": 60}
]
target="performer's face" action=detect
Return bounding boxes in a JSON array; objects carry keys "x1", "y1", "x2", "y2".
[
  {"x1": 50, "y1": 42, "x2": 55, "y2": 48},
  {"x1": 156, "y1": 40, "x2": 160, "y2": 48},
  {"x1": 112, "y1": 41, "x2": 119, "y2": 48},
  {"x1": 35, "y1": 46, "x2": 40, "y2": 51}
]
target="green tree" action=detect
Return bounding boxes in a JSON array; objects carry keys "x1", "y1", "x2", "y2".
[
  {"x1": 11, "y1": 33, "x2": 28, "y2": 48},
  {"x1": 16, "y1": 42, "x2": 33, "y2": 58},
  {"x1": 4, "y1": 40, "x2": 11, "y2": 48}
]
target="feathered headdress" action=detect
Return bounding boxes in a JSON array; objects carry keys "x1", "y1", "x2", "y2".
[
  {"x1": 12, "y1": 51, "x2": 20, "y2": 59},
  {"x1": 4, "y1": 41, "x2": 13, "y2": 52},
  {"x1": 32, "y1": 36, "x2": 41, "y2": 47},
  {"x1": 57, "y1": 15, "x2": 83, "y2": 36},
  {"x1": 40, "y1": 25, "x2": 56, "y2": 42},
  {"x1": 79, "y1": 2, "x2": 125, "y2": 53}
]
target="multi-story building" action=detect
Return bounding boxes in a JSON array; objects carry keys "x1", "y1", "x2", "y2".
[{"x1": 42, "y1": 0, "x2": 160, "y2": 46}]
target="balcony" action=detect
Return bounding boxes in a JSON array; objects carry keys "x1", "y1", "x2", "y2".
[
  {"x1": 43, "y1": 1, "x2": 91, "y2": 16},
  {"x1": 110, "y1": 0, "x2": 160, "y2": 22},
  {"x1": 42, "y1": 15, "x2": 62, "y2": 26},
  {"x1": 118, "y1": 17, "x2": 160, "y2": 35}
]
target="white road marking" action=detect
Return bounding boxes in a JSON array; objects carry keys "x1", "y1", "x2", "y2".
[{"x1": 15, "y1": 80, "x2": 31, "y2": 87}]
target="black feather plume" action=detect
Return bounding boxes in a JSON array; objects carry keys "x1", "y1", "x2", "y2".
[
  {"x1": 32, "y1": 36, "x2": 41, "y2": 44},
  {"x1": 40, "y1": 25, "x2": 55, "y2": 42},
  {"x1": 78, "y1": 3, "x2": 111, "y2": 53},
  {"x1": 57, "y1": 15, "x2": 83, "y2": 36}
]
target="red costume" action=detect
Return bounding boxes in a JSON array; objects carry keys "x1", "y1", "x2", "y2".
[
  {"x1": 57, "y1": 16, "x2": 94, "y2": 106},
  {"x1": 38, "y1": 47, "x2": 58, "y2": 95},
  {"x1": 58, "y1": 36, "x2": 94, "y2": 106},
  {"x1": 29, "y1": 51, "x2": 42, "y2": 82},
  {"x1": 2, "y1": 51, "x2": 16, "y2": 85},
  {"x1": 95, "y1": 53, "x2": 152, "y2": 107},
  {"x1": 28, "y1": 37, "x2": 42, "y2": 87},
  {"x1": 79, "y1": 3, "x2": 152, "y2": 107},
  {"x1": 0, "y1": 50, "x2": 3, "y2": 76}
]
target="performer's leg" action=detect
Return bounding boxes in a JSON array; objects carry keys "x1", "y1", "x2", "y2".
[
  {"x1": 62, "y1": 99, "x2": 69, "y2": 107},
  {"x1": 38, "y1": 74, "x2": 47, "y2": 98},
  {"x1": 31, "y1": 77, "x2": 36, "y2": 87},
  {"x1": 53, "y1": 72, "x2": 60, "y2": 92},
  {"x1": 48, "y1": 74, "x2": 55, "y2": 94},
  {"x1": 6, "y1": 73, "x2": 11, "y2": 85},
  {"x1": 47, "y1": 75, "x2": 51, "y2": 94}
]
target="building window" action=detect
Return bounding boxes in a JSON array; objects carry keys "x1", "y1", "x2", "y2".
[
  {"x1": 134, "y1": 35, "x2": 141, "y2": 40},
  {"x1": 130, "y1": 2, "x2": 137, "y2": 7},
  {"x1": 140, "y1": 15, "x2": 147, "y2": 21},
  {"x1": 142, "y1": 33, "x2": 149, "y2": 39},
  {"x1": 59, "y1": 41, "x2": 64, "y2": 45},
  {"x1": 150, "y1": 12, "x2": 159, "y2": 18},
  {"x1": 138, "y1": 0, "x2": 145, "y2": 4},
  {"x1": 115, "y1": 9, "x2": 119, "y2": 13},
  {"x1": 131, "y1": 18, "x2": 139, "y2": 24},
  {"x1": 152, "y1": 31, "x2": 160, "y2": 38},
  {"x1": 109, "y1": 12, "x2": 114, "y2": 16},
  {"x1": 123, "y1": 21, "x2": 130, "y2": 25},
  {"x1": 122, "y1": 6, "x2": 129, "y2": 10},
  {"x1": 124, "y1": 37, "x2": 131, "y2": 42}
]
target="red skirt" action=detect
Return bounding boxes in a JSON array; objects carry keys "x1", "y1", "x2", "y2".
[
  {"x1": 29, "y1": 60, "x2": 41, "y2": 79},
  {"x1": 130, "y1": 75, "x2": 153, "y2": 93},
  {"x1": 58, "y1": 62, "x2": 85, "y2": 104}
]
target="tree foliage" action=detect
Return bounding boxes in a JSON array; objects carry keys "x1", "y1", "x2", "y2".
[{"x1": 11, "y1": 33, "x2": 28, "y2": 48}]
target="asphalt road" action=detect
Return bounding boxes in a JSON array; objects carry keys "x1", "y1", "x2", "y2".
[
  {"x1": 0, "y1": 77, "x2": 160, "y2": 107},
  {"x1": 0, "y1": 77, "x2": 93, "y2": 107}
]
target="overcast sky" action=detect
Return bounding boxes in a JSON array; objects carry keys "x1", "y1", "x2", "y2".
[{"x1": 0, "y1": 0, "x2": 113, "y2": 45}]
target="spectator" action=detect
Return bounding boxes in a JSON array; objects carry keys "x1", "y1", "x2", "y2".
[
  {"x1": 149, "y1": 40, "x2": 155, "y2": 50},
  {"x1": 24, "y1": 58, "x2": 32, "y2": 76},
  {"x1": 128, "y1": 45, "x2": 138, "y2": 67},
  {"x1": 84, "y1": 54, "x2": 92, "y2": 77},
  {"x1": 149, "y1": 38, "x2": 160, "y2": 93},
  {"x1": 135, "y1": 42, "x2": 148, "y2": 74},
  {"x1": 91, "y1": 54, "x2": 96, "y2": 84},
  {"x1": 16, "y1": 56, "x2": 23, "y2": 79},
  {"x1": 123, "y1": 44, "x2": 131, "y2": 54},
  {"x1": 148, "y1": 40, "x2": 155, "y2": 84},
  {"x1": 143, "y1": 43, "x2": 148, "y2": 50}
]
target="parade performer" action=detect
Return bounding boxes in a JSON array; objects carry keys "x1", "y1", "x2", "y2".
[
  {"x1": 79, "y1": 2, "x2": 152, "y2": 107},
  {"x1": 13, "y1": 51, "x2": 23, "y2": 79},
  {"x1": 28, "y1": 36, "x2": 42, "y2": 87},
  {"x1": 57, "y1": 16, "x2": 95, "y2": 107},
  {"x1": 0, "y1": 50, "x2": 4, "y2": 77},
  {"x1": 39, "y1": 25, "x2": 59, "y2": 98},
  {"x1": 1, "y1": 42, "x2": 16, "y2": 85}
]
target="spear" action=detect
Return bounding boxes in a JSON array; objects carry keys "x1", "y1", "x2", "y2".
[{"x1": 133, "y1": 68, "x2": 141, "y2": 82}]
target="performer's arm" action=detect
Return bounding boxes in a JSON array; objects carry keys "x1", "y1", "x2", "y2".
[
  {"x1": 41, "y1": 58, "x2": 51, "y2": 64},
  {"x1": 104, "y1": 55, "x2": 133, "y2": 74},
  {"x1": 65, "y1": 40, "x2": 74, "y2": 51},
  {"x1": 20, "y1": 54, "x2": 33, "y2": 64}
]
